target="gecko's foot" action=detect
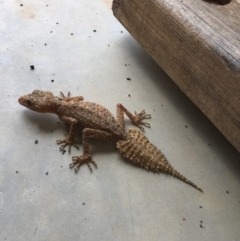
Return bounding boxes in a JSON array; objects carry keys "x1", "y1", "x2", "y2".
[
  {"x1": 70, "y1": 154, "x2": 97, "y2": 173},
  {"x1": 59, "y1": 91, "x2": 84, "y2": 102},
  {"x1": 133, "y1": 110, "x2": 151, "y2": 132},
  {"x1": 56, "y1": 138, "x2": 79, "y2": 153},
  {"x1": 60, "y1": 91, "x2": 70, "y2": 98}
]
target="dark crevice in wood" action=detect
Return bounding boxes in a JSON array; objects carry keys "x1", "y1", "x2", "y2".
[{"x1": 203, "y1": 0, "x2": 232, "y2": 5}]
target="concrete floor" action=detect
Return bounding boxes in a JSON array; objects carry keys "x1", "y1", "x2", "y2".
[{"x1": 0, "y1": 0, "x2": 240, "y2": 240}]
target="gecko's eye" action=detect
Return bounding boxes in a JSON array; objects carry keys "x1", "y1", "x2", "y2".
[{"x1": 27, "y1": 100, "x2": 32, "y2": 106}]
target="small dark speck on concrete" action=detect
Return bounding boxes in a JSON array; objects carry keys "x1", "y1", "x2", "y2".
[
  {"x1": 46, "y1": 5, "x2": 48, "y2": 6},
  {"x1": 121, "y1": 31, "x2": 123, "y2": 33},
  {"x1": 35, "y1": 140, "x2": 38, "y2": 144},
  {"x1": 200, "y1": 220, "x2": 203, "y2": 223},
  {"x1": 30, "y1": 65, "x2": 35, "y2": 70},
  {"x1": 185, "y1": 125, "x2": 188, "y2": 128},
  {"x1": 56, "y1": 22, "x2": 59, "y2": 24},
  {"x1": 82, "y1": 202, "x2": 85, "y2": 205},
  {"x1": 226, "y1": 190, "x2": 229, "y2": 194},
  {"x1": 50, "y1": 31, "x2": 53, "y2": 33},
  {"x1": 127, "y1": 78, "x2": 131, "y2": 81},
  {"x1": 51, "y1": 79, "x2": 54, "y2": 83},
  {"x1": 199, "y1": 205, "x2": 202, "y2": 208},
  {"x1": 128, "y1": 94, "x2": 131, "y2": 97},
  {"x1": 200, "y1": 224, "x2": 203, "y2": 228},
  {"x1": 20, "y1": 4, "x2": 23, "y2": 6},
  {"x1": 16, "y1": 171, "x2": 18, "y2": 174},
  {"x1": 71, "y1": 33, "x2": 73, "y2": 35},
  {"x1": 62, "y1": 150, "x2": 66, "y2": 154},
  {"x1": 161, "y1": 104, "x2": 163, "y2": 106},
  {"x1": 46, "y1": 172, "x2": 48, "y2": 175},
  {"x1": 44, "y1": 43, "x2": 47, "y2": 46},
  {"x1": 93, "y1": 30, "x2": 97, "y2": 32}
]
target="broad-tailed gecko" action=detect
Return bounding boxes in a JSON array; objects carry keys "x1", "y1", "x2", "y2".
[
  {"x1": 19, "y1": 90, "x2": 202, "y2": 192},
  {"x1": 18, "y1": 90, "x2": 150, "y2": 171}
]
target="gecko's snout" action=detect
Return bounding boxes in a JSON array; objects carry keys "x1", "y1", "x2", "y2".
[
  {"x1": 18, "y1": 96, "x2": 26, "y2": 106},
  {"x1": 18, "y1": 95, "x2": 31, "y2": 108},
  {"x1": 18, "y1": 96, "x2": 23, "y2": 104}
]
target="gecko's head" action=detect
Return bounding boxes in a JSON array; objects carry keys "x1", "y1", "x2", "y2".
[{"x1": 18, "y1": 90, "x2": 57, "y2": 113}]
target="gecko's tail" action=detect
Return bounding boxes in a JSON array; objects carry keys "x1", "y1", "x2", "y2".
[{"x1": 116, "y1": 129, "x2": 203, "y2": 193}]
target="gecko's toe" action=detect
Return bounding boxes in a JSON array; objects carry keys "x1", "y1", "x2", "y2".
[
  {"x1": 142, "y1": 122, "x2": 151, "y2": 127},
  {"x1": 144, "y1": 114, "x2": 151, "y2": 119},
  {"x1": 138, "y1": 126, "x2": 145, "y2": 132},
  {"x1": 58, "y1": 143, "x2": 68, "y2": 151},
  {"x1": 57, "y1": 138, "x2": 79, "y2": 153}
]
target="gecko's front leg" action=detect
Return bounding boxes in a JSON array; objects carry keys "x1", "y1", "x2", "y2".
[
  {"x1": 56, "y1": 116, "x2": 79, "y2": 153},
  {"x1": 70, "y1": 128, "x2": 117, "y2": 173}
]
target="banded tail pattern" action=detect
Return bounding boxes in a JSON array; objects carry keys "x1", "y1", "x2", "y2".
[{"x1": 116, "y1": 129, "x2": 203, "y2": 192}]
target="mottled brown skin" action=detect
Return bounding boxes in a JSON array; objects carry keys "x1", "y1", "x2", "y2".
[
  {"x1": 19, "y1": 90, "x2": 203, "y2": 193},
  {"x1": 18, "y1": 90, "x2": 151, "y2": 172},
  {"x1": 117, "y1": 129, "x2": 203, "y2": 192}
]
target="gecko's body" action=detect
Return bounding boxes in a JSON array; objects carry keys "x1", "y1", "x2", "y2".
[
  {"x1": 19, "y1": 91, "x2": 125, "y2": 138},
  {"x1": 18, "y1": 90, "x2": 150, "y2": 171},
  {"x1": 19, "y1": 90, "x2": 203, "y2": 192}
]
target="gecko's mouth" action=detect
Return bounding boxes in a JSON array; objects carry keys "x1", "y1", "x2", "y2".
[
  {"x1": 18, "y1": 96, "x2": 24, "y2": 105},
  {"x1": 18, "y1": 96, "x2": 26, "y2": 106},
  {"x1": 18, "y1": 95, "x2": 31, "y2": 108}
]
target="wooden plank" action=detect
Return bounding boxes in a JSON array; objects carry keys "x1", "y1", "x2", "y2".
[{"x1": 112, "y1": 0, "x2": 240, "y2": 152}]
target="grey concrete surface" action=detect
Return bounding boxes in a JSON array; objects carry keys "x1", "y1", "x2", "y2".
[{"x1": 0, "y1": 0, "x2": 240, "y2": 240}]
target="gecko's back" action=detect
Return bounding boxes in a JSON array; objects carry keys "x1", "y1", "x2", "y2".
[
  {"x1": 57, "y1": 101, "x2": 126, "y2": 138},
  {"x1": 18, "y1": 90, "x2": 126, "y2": 139}
]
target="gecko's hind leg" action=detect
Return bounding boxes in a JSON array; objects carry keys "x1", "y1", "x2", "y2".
[
  {"x1": 70, "y1": 128, "x2": 117, "y2": 173},
  {"x1": 116, "y1": 104, "x2": 151, "y2": 132}
]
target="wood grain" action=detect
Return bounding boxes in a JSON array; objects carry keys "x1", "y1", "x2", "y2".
[{"x1": 112, "y1": 0, "x2": 240, "y2": 152}]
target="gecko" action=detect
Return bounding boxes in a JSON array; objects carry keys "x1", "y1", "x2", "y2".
[{"x1": 18, "y1": 90, "x2": 203, "y2": 192}]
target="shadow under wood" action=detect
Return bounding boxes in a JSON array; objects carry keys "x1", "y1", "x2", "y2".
[{"x1": 203, "y1": 0, "x2": 232, "y2": 5}]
